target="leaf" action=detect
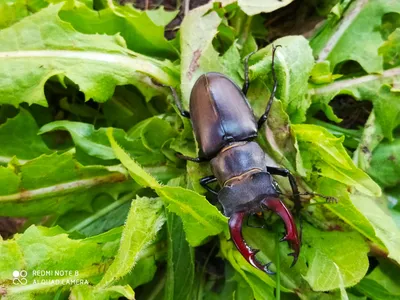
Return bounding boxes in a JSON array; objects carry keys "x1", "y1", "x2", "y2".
[
  {"x1": 311, "y1": 0, "x2": 400, "y2": 73},
  {"x1": 379, "y1": 28, "x2": 400, "y2": 69},
  {"x1": 164, "y1": 211, "x2": 194, "y2": 300},
  {"x1": 70, "y1": 284, "x2": 135, "y2": 300},
  {"x1": 237, "y1": 0, "x2": 294, "y2": 16},
  {"x1": 355, "y1": 260, "x2": 400, "y2": 300},
  {"x1": 0, "y1": 152, "x2": 133, "y2": 217},
  {"x1": 59, "y1": 2, "x2": 179, "y2": 58},
  {"x1": 219, "y1": 238, "x2": 277, "y2": 299},
  {"x1": 0, "y1": 226, "x2": 119, "y2": 298},
  {"x1": 353, "y1": 110, "x2": 384, "y2": 172},
  {"x1": 249, "y1": 36, "x2": 315, "y2": 123},
  {"x1": 98, "y1": 196, "x2": 165, "y2": 288},
  {"x1": 293, "y1": 124, "x2": 381, "y2": 196},
  {"x1": 57, "y1": 191, "x2": 139, "y2": 237},
  {"x1": 0, "y1": 0, "x2": 28, "y2": 29},
  {"x1": 180, "y1": 3, "x2": 242, "y2": 108},
  {"x1": 39, "y1": 117, "x2": 178, "y2": 166},
  {"x1": 303, "y1": 224, "x2": 369, "y2": 291},
  {"x1": 351, "y1": 192, "x2": 400, "y2": 264},
  {"x1": 0, "y1": 108, "x2": 51, "y2": 164},
  {"x1": 0, "y1": 4, "x2": 179, "y2": 107},
  {"x1": 309, "y1": 69, "x2": 400, "y2": 140},
  {"x1": 107, "y1": 127, "x2": 228, "y2": 246},
  {"x1": 368, "y1": 133, "x2": 400, "y2": 188}
]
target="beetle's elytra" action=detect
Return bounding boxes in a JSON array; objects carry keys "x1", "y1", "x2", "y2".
[{"x1": 170, "y1": 46, "x2": 302, "y2": 274}]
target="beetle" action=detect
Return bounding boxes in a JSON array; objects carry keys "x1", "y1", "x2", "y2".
[{"x1": 165, "y1": 46, "x2": 328, "y2": 274}]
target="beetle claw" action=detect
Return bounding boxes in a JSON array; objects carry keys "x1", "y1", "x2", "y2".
[
  {"x1": 229, "y1": 212, "x2": 274, "y2": 274},
  {"x1": 261, "y1": 198, "x2": 300, "y2": 267},
  {"x1": 288, "y1": 252, "x2": 299, "y2": 267}
]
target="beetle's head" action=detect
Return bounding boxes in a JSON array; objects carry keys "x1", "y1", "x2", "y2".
[{"x1": 218, "y1": 172, "x2": 300, "y2": 274}]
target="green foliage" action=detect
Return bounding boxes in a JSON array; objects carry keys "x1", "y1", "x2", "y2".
[{"x1": 0, "y1": 0, "x2": 399, "y2": 299}]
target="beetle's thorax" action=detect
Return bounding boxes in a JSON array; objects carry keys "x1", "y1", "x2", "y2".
[{"x1": 210, "y1": 141, "x2": 267, "y2": 186}]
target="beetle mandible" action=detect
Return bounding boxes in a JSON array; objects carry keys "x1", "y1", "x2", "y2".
[{"x1": 167, "y1": 46, "x2": 306, "y2": 274}]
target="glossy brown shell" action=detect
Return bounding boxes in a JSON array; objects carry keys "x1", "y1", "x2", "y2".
[{"x1": 189, "y1": 72, "x2": 258, "y2": 159}]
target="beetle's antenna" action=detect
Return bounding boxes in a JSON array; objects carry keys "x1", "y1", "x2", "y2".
[
  {"x1": 257, "y1": 45, "x2": 281, "y2": 129},
  {"x1": 242, "y1": 51, "x2": 257, "y2": 96}
]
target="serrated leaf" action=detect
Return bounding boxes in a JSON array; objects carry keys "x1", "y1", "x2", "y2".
[
  {"x1": 165, "y1": 211, "x2": 194, "y2": 300},
  {"x1": 57, "y1": 191, "x2": 139, "y2": 237},
  {"x1": 107, "y1": 127, "x2": 228, "y2": 246},
  {"x1": 309, "y1": 69, "x2": 400, "y2": 140},
  {"x1": 0, "y1": 226, "x2": 119, "y2": 298},
  {"x1": 379, "y1": 28, "x2": 400, "y2": 69},
  {"x1": 70, "y1": 284, "x2": 135, "y2": 300},
  {"x1": 303, "y1": 224, "x2": 369, "y2": 291},
  {"x1": 59, "y1": 2, "x2": 179, "y2": 58},
  {"x1": 293, "y1": 124, "x2": 381, "y2": 196},
  {"x1": 98, "y1": 196, "x2": 165, "y2": 288},
  {"x1": 311, "y1": 0, "x2": 400, "y2": 73},
  {"x1": 0, "y1": 108, "x2": 51, "y2": 164},
  {"x1": 0, "y1": 4, "x2": 178, "y2": 107},
  {"x1": 250, "y1": 36, "x2": 314, "y2": 123},
  {"x1": 0, "y1": 152, "x2": 133, "y2": 217}
]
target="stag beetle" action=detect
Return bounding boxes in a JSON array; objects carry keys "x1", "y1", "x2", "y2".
[{"x1": 165, "y1": 46, "x2": 329, "y2": 274}]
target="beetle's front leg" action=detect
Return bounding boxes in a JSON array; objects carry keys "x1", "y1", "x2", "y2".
[
  {"x1": 266, "y1": 166, "x2": 302, "y2": 212},
  {"x1": 153, "y1": 81, "x2": 190, "y2": 118},
  {"x1": 199, "y1": 175, "x2": 218, "y2": 196}
]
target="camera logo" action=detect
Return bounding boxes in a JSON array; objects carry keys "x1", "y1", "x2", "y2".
[{"x1": 12, "y1": 270, "x2": 28, "y2": 285}]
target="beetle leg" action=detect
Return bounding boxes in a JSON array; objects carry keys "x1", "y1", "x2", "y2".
[
  {"x1": 261, "y1": 198, "x2": 300, "y2": 267},
  {"x1": 229, "y1": 212, "x2": 276, "y2": 274},
  {"x1": 257, "y1": 45, "x2": 281, "y2": 129},
  {"x1": 242, "y1": 51, "x2": 257, "y2": 96},
  {"x1": 165, "y1": 86, "x2": 191, "y2": 118},
  {"x1": 200, "y1": 175, "x2": 218, "y2": 196},
  {"x1": 266, "y1": 167, "x2": 301, "y2": 213},
  {"x1": 176, "y1": 152, "x2": 206, "y2": 163}
]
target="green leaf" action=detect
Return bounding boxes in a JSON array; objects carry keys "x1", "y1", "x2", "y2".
[
  {"x1": 180, "y1": 3, "x2": 242, "y2": 108},
  {"x1": 0, "y1": 0, "x2": 29, "y2": 29},
  {"x1": 39, "y1": 117, "x2": 178, "y2": 167},
  {"x1": 355, "y1": 260, "x2": 400, "y2": 300},
  {"x1": 57, "y1": 191, "x2": 138, "y2": 237},
  {"x1": 293, "y1": 124, "x2": 381, "y2": 197},
  {"x1": 164, "y1": 211, "x2": 194, "y2": 300},
  {"x1": 303, "y1": 224, "x2": 369, "y2": 291},
  {"x1": 219, "y1": 238, "x2": 278, "y2": 299},
  {"x1": 368, "y1": 133, "x2": 400, "y2": 188},
  {"x1": 70, "y1": 284, "x2": 135, "y2": 300},
  {"x1": 379, "y1": 28, "x2": 400, "y2": 69},
  {"x1": 237, "y1": 0, "x2": 294, "y2": 15},
  {"x1": 250, "y1": 36, "x2": 315, "y2": 123},
  {"x1": 0, "y1": 4, "x2": 178, "y2": 107},
  {"x1": 311, "y1": 0, "x2": 400, "y2": 73},
  {"x1": 59, "y1": 2, "x2": 179, "y2": 58},
  {"x1": 309, "y1": 69, "x2": 400, "y2": 140},
  {"x1": 98, "y1": 196, "x2": 165, "y2": 288},
  {"x1": 0, "y1": 152, "x2": 133, "y2": 217},
  {"x1": 0, "y1": 108, "x2": 51, "y2": 164},
  {"x1": 0, "y1": 226, "x2": 119, "y2": 298},
  {"x1": 351, "y1": 192, "x2": 400, "y2": 264},
  {"x1": 107, "y1": 127, "x2": 228, "y2": 246}
]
